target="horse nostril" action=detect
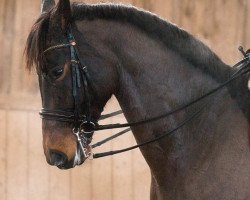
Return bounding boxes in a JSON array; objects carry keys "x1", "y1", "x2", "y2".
[{"x1": 49, "y1": 150, "x2": 67, "y2": 166}]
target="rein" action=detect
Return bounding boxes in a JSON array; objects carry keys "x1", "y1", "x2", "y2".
[
  {"x1": 95, "y1": 56, "x2": 250, "y2": 131},
  {"x1": 40, "y1": 26, "x2": 250, "y2": 160}
]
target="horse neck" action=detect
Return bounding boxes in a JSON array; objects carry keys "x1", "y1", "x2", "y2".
[
  {"x1": 76, "y1": 19, "x2": 249, "y2": 189},
  {"x1": 105, "y1": 21, "x2": 249, "y2": 184}
]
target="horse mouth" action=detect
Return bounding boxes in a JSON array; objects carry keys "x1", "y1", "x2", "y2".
[
  {"x1": 72, "y1": 145, "x2": 86, "y2": 167},
  {"x1": 51, "y1": 148, "x2": 86, "y2": 170},
  {"x1": 52, "y1": 159, "x2": 75, "y2": 170},
  {"x1": 56, "y1": 158, "x2": 84, "y2": 170},
  {"x1": 57, "y1": 164, "x2": 72, "y2": 170}
]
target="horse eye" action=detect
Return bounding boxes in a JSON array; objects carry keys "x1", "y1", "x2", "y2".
[{"x1": 50, "y1": 67, "x2": 64, "y2": 80}]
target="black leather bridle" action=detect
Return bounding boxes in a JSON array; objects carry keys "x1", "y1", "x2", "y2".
[{"x1": 40, "y1": 26, "x2": 250, "y2": 160}]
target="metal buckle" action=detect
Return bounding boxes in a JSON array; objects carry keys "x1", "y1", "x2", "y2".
[
  {"x1": 70, "y1": 41, "x2": 76, "y2": 46},
  {"x1": 80, "y1": 121, "x2": 96, "y2": 134},
  {"x1": 73, "y1": 128, "x2": 93, "y2": 159}
]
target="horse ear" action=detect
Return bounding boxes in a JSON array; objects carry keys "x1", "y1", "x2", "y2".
[
  {"x1": 51, "y1": 0, "x2": 71, "y2": 31},
  {"x1": 41, "y1": 0, "x2": 55, "y2": 13}
]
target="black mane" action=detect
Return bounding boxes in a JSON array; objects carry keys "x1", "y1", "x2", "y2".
[{"x1": 72, "y1": 3, "x2": 232, "y2": 82}]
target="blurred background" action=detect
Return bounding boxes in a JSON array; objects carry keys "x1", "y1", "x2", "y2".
[{"x1": 0, "y1": 0, "x2": 249, "y2": 200}]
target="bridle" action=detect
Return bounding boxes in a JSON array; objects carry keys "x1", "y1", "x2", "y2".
[{"x1": 40, "y1": 26, "x2": 250, "y2": 160}]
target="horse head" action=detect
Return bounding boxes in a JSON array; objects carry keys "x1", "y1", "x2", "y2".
[{"x1": 26, "y1": 0, "x2": 119, "y2": 169}]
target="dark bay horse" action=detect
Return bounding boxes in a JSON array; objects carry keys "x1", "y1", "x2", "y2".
[{"x1": 26, "y1": 0, "x2": 250, "y2": 199}]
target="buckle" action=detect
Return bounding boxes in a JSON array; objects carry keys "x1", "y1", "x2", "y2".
[
  {"x1": 70, "y1": 40, "x2": 76, "y2": 46},
  {"x1": 73, "y1": 128, "x2": 93, "y2": 159},
  {"x1": 80, "y1": 121, "x2": 96, "y2": 134}
]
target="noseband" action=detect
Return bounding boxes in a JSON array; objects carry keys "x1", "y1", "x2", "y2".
[{"x1": 40, "y1": 26, "x2": 250, "y2": 160}]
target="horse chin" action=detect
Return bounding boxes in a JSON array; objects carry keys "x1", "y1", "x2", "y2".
[
  {"x1": 56, "y1": 158, "x2": 85, "y2": 170},
  {"x1": 54, "y1": 159, "x2": 75, "y2": 170},
  {"x1": 57, "y1": 164, "x2": 73, "y2": 170}
]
